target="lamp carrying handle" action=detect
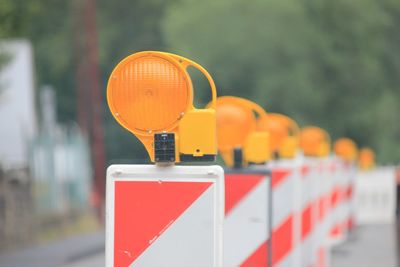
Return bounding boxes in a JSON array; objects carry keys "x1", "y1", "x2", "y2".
[{"x1": 161, "y1": 52, "x2": 217, "y2": 109}]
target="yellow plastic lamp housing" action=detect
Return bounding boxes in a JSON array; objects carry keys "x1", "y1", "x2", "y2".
[
  {"x1": 358, "y1": 147, "x2": 375, "y2": 170},
  {"x1": 280, "y1": 137, "x2": 298, "y2": 159},
  {"x1": 214, "y1": 96, "x2": 270, "y2": 167},
  {"x1": 107, "y1": 51, "x2": 217, "y2": 163},
  {"x1": 300, "y1": 126, "x2": 331, "y2": 157},
  {"x1": 334, "y1": 138, "x2": 358, "y2": 162},
  {"x1": 244, "y1": 131, "x2": 270, "y2": 164},
  {"x1": 257, "y1": 113, "x2": 300, "y2": 159}
]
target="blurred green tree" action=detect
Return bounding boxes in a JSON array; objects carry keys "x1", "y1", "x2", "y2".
[
  {"x1": 163, "y1": 0, "x2": 400, "y2": 163},
  {"x1": 0, "y1": 0, "x2": 174, "y2": 163}
]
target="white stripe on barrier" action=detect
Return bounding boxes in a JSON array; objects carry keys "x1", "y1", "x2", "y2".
[
  {"x1": 272, "y1": 174, "x2": 295, "y2": 228},
  {"x1": 132, "y1": 185, "x2": 215, "y2": 267},
  {"x1": 224, "y1": 176, "x2": 269, "y2": 267}
]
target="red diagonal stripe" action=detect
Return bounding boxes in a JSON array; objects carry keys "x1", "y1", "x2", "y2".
[
  {"x1": 318, "y1": 195, "x2": 326, "y2": 222},
  {"x1": 317, "y1": 246, "x2": 327, "y2": 267},
  {"x1": 330, "y1": 223, "x2": 343, "y2": 238},
  {"x1": 271, "y1": 169, "x2": 292, "y2": 188},
  {"x1": 330, "y1": 186, "x2": 341, "y2": 208},
  {"x1": 225, "y1": 174, "x2": 265, "y2": 215},
  {"x1": 240, "y1": 215, "x2": 294, "y2": 266},
  {"x1": 301, "y1": 165, "x2": 311, "y2": 176},
  {"x1": 114, "y1": 181, "x2": 212, "y2": 267},
  {"x1": 301, "y1": 203, "x2": 314, "y2": 240},
  {"x1": 345, "y1": 184, "x2": 353, "y2": 201},
  {"x1": 271, "y1": 215, "x2": 294, "y2": 264},
  {"x1": 347, "y1": 217, "x2": 355, "y2": 231},
  {"x1": 240, "y1": 241, "x2": 267, "y2": 267},
  {"x1": 329, "y1": 162, "x2": 337, "y2": 172}
]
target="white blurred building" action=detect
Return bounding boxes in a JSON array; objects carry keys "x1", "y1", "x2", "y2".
[{"x1": 0, "y1": 40, "x2": 37, "y2": 168}]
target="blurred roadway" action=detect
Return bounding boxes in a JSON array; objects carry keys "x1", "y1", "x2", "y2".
[
  {"x1": 331, "y1": 224, "x2": 398, "y2": 267},
  {"x1": 0, "y1": 225, "x2": 397, "y2": 266},
  {"x1": 0, "y1": 231, "x2": 104, "y2": 267}
]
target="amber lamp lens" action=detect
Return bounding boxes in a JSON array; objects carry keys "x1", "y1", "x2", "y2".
[
  {"x1": 300, "y1": 127, "x2": 326, "y2": 155},
  {"x1": 257, "y1": 115, "x2": 289, "y2": 152},
  {"x1": 359, "y1": 148, "x2": 374, "y2": 166},
  {"x1": 334, "y1": 138, "x2": 357, "y2": 160},
  {"x1": 107, "y1": 53, "x2": 191, "y2": 135},
  {"x1": 216, "y1": 103, "x2": 255, "y2": 152}
]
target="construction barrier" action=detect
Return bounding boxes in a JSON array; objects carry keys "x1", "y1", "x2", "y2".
[
  {"x1": 223, "y1": 168, "x2": 271, "y2": 267},
  {"x1": 326, "y1": 157, "x2": 343, "y2": 246},
  {"x1": 314, "y1": 157, "x2": 332, "y2": 267},
  {"x1": 106, "y1": 165, "x2": 224, "y2": 267},
  {"x1": 327, "y1": 157, "x2": 356, "y2": 245},
  {"x1": 102, "y1": 156, "x2": 395, "y2": 267},
  {"x1": 297, "y1": 157, "x2": 317, "y2": 267},
  {"x1": 341, "y1": 160, "x2": 357, "y2": 235},
  {"x1": 354, "y1": 167, "x2": 396, "y2": 225},
  {"x1": 267, "y1": 158, "x2": 302, "y2": 267},
  {"x1": 297, "y1": 156, "x2": 333, "y2": 267}
]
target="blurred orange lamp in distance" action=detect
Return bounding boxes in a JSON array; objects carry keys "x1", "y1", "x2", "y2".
[
  {"x1": 107, "y1": 51, "x2": 217, "y2": 163},
  {"x1": 334, "y1": 138, "x2": 358, "y2": 162},
  {"x1": 257, "y1": 113, "x2": 300, "y2": 159},
  {"x1": 358, "y1": 147, "x2": 375, "y2": 170},
  {"x1": 215, "y1": 96, "x2": 270, "y2": 167},
  {"x1": 299, "y1": 126, "x2": 331, "y2": 157}
]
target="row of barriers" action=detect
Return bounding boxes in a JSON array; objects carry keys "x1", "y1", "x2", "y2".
[
  {"x1": 106, "y1": 154, "x2": 362, "y2": 267},
  {"x1": 103, "y1": 51, "x2": 380, "y2": 267}
]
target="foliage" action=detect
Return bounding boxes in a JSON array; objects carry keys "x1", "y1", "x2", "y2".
[
  {"x1": 163, "y1": 0, "x2": 400, "y2": 163},
  {"x1": 1, "y1": 0, "x2": 400, "y2": 163}
]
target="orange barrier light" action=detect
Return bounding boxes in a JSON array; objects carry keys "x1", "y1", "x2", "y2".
[
  {"x1": 257, "y1": 113, "x2": 300, "y2": 158},
  {"x1": 358, "y1": 147, "x2": 375, "y2": 170},
  {"x1": 300, "y1": 126, "x2": 331, "y2": 157},
  {"x1": 214, "y1": 96, "x2": 270, "y2": 167},
  {"x1": 334, "y1": 138, "x2": 358, "y2": 162},
  {"x1": 107, "y1": 51, "x2": 217, "y2": 163}
]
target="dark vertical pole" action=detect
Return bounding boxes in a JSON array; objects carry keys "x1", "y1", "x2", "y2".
[
  {"x1": 74, "y1": 0, "x2": 106, "y2": 220},
  {"x1": 74, "y1": 0, "x2": 90, "y2": 137},
  {"x1": 84, "y1": 0, "x2": 106, "y2": 205}
]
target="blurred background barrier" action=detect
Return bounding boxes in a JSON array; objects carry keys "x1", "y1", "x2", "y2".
[{"x1": 354, "y1": 167, "x2": 397, "y2": 225}]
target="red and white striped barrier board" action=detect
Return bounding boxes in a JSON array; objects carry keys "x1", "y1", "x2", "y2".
[
  {"x1": 106, "y1": 165, "x2": 224, "y2": 267},
  {"x1": 298, "y1": 158, "x2": 319, "y2": 267},
  {"x1": 342, "y1": 162, "x2": 357, "y2": 233},
  {"x1": 314, "y1": 158, "x2": 333, "y2": 267},
  {"x1": 328, "y1": 158, "x2": 349, "y2": 245},
  {"x1": 323, "y1": 158, "x2": 337, "y2": 244},
  {"x1": 268, "y1": 159, "x2": 301, "y2": 267},
  {"x1": 223, "y1": 168, "x2": 270, "y2": 267}
]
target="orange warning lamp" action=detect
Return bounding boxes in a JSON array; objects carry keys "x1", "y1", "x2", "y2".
[
  {"x1": 107, "y1": 51, "x2": 217, "y2": 163},
  {"x1": 299, "y1": 126, "x2": 331, "y2": 157},
  {"x1": 214, "y1": 96, "x2": 270, "y2": 167},
  {"x1": 334, "y1": 138, "x2": 358, "y2": 162},
  {"x1": 358, "y1": 147, "x2": 375, "y2": 170},
  {"x1": 257, "y1": 113, "x2": 300, "y2": 159}
]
